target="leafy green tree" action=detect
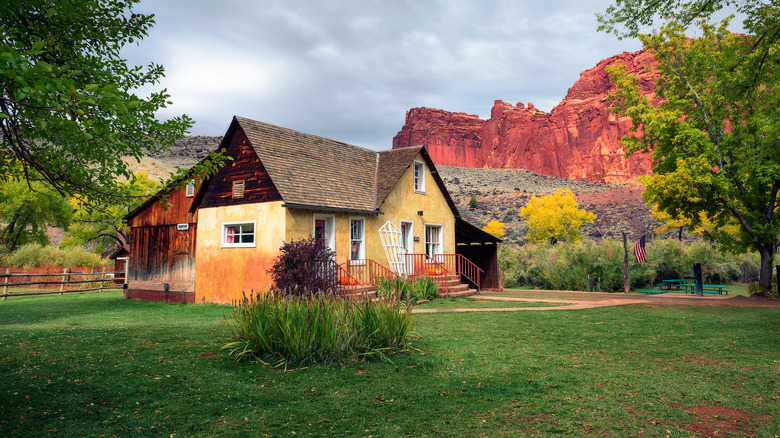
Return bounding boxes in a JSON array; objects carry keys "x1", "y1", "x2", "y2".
[
  {"x1": 0, "y1": 177, "x2": 73, "y2": 251},
  {"x1": 602, "y1": 2, "x2": 780, "y2": 294},
  {"x1": 63, "y1": 171, "x2": 160, "y2": 254},
  {"x1": 0, "y1": 0, "x2": 209, "y2": 206},
  {"x1": 519, "y1": 189, "x2": 596, "y2": 244}
]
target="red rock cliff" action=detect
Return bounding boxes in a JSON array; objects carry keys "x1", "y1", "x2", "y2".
[{"x1": 392, "y1": 50, "x2": 657, "y2": 184}]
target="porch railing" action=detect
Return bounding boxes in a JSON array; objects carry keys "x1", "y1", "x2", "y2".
[
  {"x1": 434, "y1": 254, "x2": 484, "y2": 291},
  {"x1": 403, "y1": 253, "x2": 450, "y2": 295},
  {"x1": 333, "y1": 262, "x2": 361, "y2": 299},
  {"x1": 345, "y1": 259, "x2": 405, "y2": 300}
]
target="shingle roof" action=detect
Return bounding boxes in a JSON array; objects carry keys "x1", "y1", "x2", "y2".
[
  {"x1": 235, "y1": 117, "x2": 431, "y2": 214},
  {"x1": 237, "y1": 117, "x2": 378, "y2": 211}
]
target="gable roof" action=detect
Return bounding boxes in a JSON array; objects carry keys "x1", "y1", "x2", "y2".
[
  {"x1": 236, "y1": 117, "x2": 378, "y2": 212},
  {"x1": 233, "y1": 117, "x2": 457, "y2": 216}
]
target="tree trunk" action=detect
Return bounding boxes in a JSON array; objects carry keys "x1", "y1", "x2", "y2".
[{"x1": 757, "y1": 244, "x2": 774, "y2": 296}]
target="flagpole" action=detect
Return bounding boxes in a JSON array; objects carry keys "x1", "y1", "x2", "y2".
[{"x1": 622, "y1": 232, "x2": 630, "y2": 294}]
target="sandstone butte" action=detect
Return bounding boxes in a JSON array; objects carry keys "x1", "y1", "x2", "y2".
[{"x1": 392, "y1": 49, "x2": 658, "y2": 185}]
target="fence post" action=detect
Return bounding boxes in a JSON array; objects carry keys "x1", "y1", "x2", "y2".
[
  {"x1": 59, "y1": 268, "x2": 69, "y2": 295},
  {"x1": 100, "y1": 267, "x2": 106, "y2": 293},
  {"x1": 2, "y1": 268, "x2": 9, "y2": 300}
]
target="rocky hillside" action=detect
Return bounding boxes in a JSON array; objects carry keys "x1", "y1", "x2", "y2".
[
  {"x1": 393, "y1": 49, "x2": 658, "y2": 185},
  {"x1": 438, "y1": 166, "x2": 654, "y2": 244}
]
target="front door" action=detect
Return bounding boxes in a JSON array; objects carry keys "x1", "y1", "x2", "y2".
[{"x1": 313, "y1": 214, "x2": 335, "y2": 253}]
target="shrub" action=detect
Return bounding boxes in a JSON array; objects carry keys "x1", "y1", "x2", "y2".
[
  {"x1": 409, "y1": 276, "x2": 439, "y2": 301},
  {"x1": 267, "y1": 236, "x2": 336, "y2": 298},
  {"x1": 7, "y1": 243, "x2": 44, "y2": 267},
  {"x1": 375, "y1": 276, "x2": 439, "y2": 302},
  {"x1": 222, "y1": 293, "x2": 414, "y2": 367},
  {"x1": 3, "y1": 243, "x2": 110, "y2": 268}
]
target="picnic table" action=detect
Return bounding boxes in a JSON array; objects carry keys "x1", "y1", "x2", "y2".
[
  {"x1": 680, "y1": 283, "x2": 730, "y2": 295},
  {"x1": 660, "y1": 279, "x2": 682, "y2": 290}
]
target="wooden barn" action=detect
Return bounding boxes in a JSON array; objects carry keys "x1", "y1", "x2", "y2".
[{"x1": 124, "y1": 117, "x2": 500, "y2": 303}]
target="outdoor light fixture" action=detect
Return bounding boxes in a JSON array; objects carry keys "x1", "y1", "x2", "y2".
[{"x1": 417, "y1": 211, "x2": 423, "y2": 216}]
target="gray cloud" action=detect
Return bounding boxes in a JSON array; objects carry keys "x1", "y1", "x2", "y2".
[{"x1": 122, "y1": 0, "x2": 641, "y2": 148}]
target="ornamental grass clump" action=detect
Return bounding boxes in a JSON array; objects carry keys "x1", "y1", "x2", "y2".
[
  {"x1": 375, "y1": 276, "x2": 439, "y2": 302},
  {"x1": 222, "y1": 292, "x2": 414, "y2": 367}
]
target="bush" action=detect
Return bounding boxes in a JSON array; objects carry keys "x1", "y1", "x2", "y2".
[
  {"x1": 3, "y1": 243, "x2": 109, "y2": 268},
  {"x1": 222, "y1": 293, "x2": 415, "y2": 367},
  {"x1": 268, "y1": 236, "x2": 336, "y2": 298},
  {"x1": 498, "y1": 238, "x2": 751, "y2": 293},
  {"x1": 375, "y1": 276, "x2": 439, "y2": 302}
]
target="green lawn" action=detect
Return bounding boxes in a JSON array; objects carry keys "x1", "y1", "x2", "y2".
[{"x1": 1, "y1": 292, "x2": 778, "y2": 437}]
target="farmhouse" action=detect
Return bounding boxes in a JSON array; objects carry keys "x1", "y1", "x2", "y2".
[{"x1": 124, "y1": 117, "x2": 499, "y2": 303}]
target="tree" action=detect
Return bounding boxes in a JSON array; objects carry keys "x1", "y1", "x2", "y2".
[
  {"x1": 651, "y1": 204, "x2": 741, "y2": 241},
  {"x1": 602, "y1": 3, "x2": 780, "y2": 294},
  {"x1": 0, "y1": 1, "x2": 222, "y2": 206},
  {"x1": 518, "y1": 189, "x2": 596, "y2": 244},
  {"x1": 469, "y1": 196, "x2": 478, "y2": 209},
  {"x1": 481, "y1": 220, "x2": 506, "y2": 238},
  {"x1": 63, "y1": 171, "x2": 160, "y2": 254},
  {"x1": 0, "y1": 176, "x2": 73, "y2": 251}
]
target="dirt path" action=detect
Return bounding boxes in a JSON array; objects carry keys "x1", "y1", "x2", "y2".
[{"x1": 411, "y1": 290, "x2": 780, "y2": 313}]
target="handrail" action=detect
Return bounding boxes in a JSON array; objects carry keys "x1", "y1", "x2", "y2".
[
  {"x1": 345, "y1": 259, "x2": 406, "y2": 300},
  {"x1": 404, "y1": 253, "x2": 450, "y2": 295},
  {"x1": 434, "y1": 254, "x2": 483, "y2": 291},
  {"x1": 333, "y1": 262, "x2": 361, "y2": 300}
]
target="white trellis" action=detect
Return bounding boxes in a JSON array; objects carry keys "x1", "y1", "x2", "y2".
[{"x1": 378, "y1": 220, "x2": 406, "y2": 277}]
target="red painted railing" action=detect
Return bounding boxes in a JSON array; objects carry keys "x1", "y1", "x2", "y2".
[
  {"x1": 403, "y1": 254, "x2": 450, "y2": 295},
  {"x1": 434, "y1": 254, "x2": 484, "y2": 291},
  {"x1": 333, "y1": 262, "x2": 361, "y2": 300},
  {"x1": 345, "y1": 259, "x2": 402, "y2": 285}
]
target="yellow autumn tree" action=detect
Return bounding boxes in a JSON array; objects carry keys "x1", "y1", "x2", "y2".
[
  {"x1": 651, "y1": 204, "x2": 741, "y2": 241},
  {"x1": 481, "y1": 220, "x2": 506, "y2": 238},
  {"x1": 519, "y1": 189, "x2": 596, "y2": 244}
]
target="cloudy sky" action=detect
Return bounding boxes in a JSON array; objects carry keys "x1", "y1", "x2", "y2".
[{"x1": 122, "y1": 0, "x2": 642, "y2": 149}]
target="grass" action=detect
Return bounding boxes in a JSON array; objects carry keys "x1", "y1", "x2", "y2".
[{"x1": 1, "y1": 292, "x2": 778, "y2": 436}]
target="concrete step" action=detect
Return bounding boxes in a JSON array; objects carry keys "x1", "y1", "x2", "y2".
[{"x1": 445, "y1": 288, "x2": 478, "y2": 298}]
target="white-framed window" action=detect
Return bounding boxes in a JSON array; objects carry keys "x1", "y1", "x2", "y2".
[
  {"x1": 424, "y1": 223, "x2": 442, "y2": 258},
  {"x1": 232, "y1": 180, "x2": 245, "y2": 199},
  {"x1": 413, "y1": 160, "x2": 426, "y2": 193},
  {"x1": 185, "y1": 179, "x2": 196, "y2": 197},
  {"x1": 349, "y1": 217, "x2": 365, "y2": 262},
  {"x1": 313, "y1": 214, "x2": 335, "y2": 253},
  {"x1": 400, "y1": 220, "x2": 414, "y2": 253},
  {"x1": 222, "y1": 221, "x2": 256, "y2": 248}
]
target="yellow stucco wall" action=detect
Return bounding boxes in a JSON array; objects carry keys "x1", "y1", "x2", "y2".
[
  {"x1": 195, "y1": 202, "x2": 286, "y2": 303},
  {"x1": 371, "y1": 154, "x2": 455, "y2": 264}
]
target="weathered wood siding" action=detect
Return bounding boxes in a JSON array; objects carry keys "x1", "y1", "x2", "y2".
[
  {"x1": 128, "y1": 183, "x2": 198, "y2": 228},
  {"x1": 128, "y1": 224, "x2": 196, "y2": 282},
  {"x1": 200, "y1": 127, "x2": 282, "y2": 209}
]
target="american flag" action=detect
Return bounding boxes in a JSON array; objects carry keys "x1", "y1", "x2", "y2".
[{"x1": 634, "y1": 236, "x2": 647, "y2": 263}]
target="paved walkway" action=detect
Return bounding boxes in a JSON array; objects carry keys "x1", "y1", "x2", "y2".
[{"x1": 411, "y1": 290, "x2": 780, "y2": 313}]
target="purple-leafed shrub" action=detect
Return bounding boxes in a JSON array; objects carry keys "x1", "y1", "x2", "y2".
[{"x1": 267, "y1": 236, "x2": 336, "y2": 297}]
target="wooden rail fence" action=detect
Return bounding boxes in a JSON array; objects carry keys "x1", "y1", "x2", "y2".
[{"x1": 0, "y1": 268, "x2": 124, "y2": 299}]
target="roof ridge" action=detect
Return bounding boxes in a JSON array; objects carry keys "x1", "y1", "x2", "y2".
[{"x1": 234, "y1": 116, "x2": 378, "y2": 154}]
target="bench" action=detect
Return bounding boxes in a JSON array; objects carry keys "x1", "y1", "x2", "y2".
[{"x1": 640, "y1": 290, "x2": 667, "y2": 294}]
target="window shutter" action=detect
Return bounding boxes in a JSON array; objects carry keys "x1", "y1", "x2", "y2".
[{"x1": 232, "y1": 180, "x2": 245, "y2": 199}]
